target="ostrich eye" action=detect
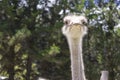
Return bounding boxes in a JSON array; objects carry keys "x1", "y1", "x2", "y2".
[
  {"x1": 64, "y1": 20, "x2": 70, "y2": 25},
  {"x1": 81, "y1": 20, "x2": 88, "y2": 26},
  {"x1": 82, "y1": 21, "x2": 86, "y2": 25},
  {"x1": 65, "y1": 21, "x2": 68, "y2": 24}
]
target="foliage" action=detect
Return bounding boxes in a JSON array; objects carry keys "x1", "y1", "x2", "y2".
[{"x1": 0, "y1": 0, "x2": 120, "y2": 80}]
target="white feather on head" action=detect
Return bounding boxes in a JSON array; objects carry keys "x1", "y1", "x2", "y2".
[{"x1": 63, "y1": 14, "x2": 87, "y2": 26}]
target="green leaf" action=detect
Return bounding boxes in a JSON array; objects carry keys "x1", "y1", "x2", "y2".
[
  {"x1": 97, "y1": 54, "x2": 102, "y2": 64},
  {"x1": 8, "y1": 27, "x2": 31, "y2": 46},
  {"x1": 14, "y1": 43, "x2": 21, "y2": 53},
  {"x1": 48, "y1": 44, "x2": 60, "y2": 55}
]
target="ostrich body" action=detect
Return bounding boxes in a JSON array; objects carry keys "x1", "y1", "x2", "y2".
[{"x1": 62, "y1": 14, "x2": 88, "y2": 80}]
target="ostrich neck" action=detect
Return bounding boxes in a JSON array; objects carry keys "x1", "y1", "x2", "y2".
[{"x1": 67, "y1": 38, "x2": 86, "y2": 80}]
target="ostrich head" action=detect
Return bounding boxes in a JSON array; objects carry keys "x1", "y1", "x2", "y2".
[{"x1": 62, "y1": 14, "x2": 88, "y2": 39}]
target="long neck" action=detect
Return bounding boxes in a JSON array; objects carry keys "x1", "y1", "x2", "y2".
[{"x1": 67, "y1": 38, "x2": 86, "y2": 80}]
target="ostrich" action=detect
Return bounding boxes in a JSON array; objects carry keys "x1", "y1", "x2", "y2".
[{"x1": 62, "y1": 14, "x2": 88, "y2": 80}]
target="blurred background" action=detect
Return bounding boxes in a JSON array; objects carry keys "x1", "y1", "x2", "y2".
[{"x1": 0, "y1": 0, "x2": 120, "y2": 80}]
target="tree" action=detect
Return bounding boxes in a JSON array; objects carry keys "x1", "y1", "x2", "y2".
[{"x1": 0, "y1": 0, "x2": 120, "y2": 80}]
